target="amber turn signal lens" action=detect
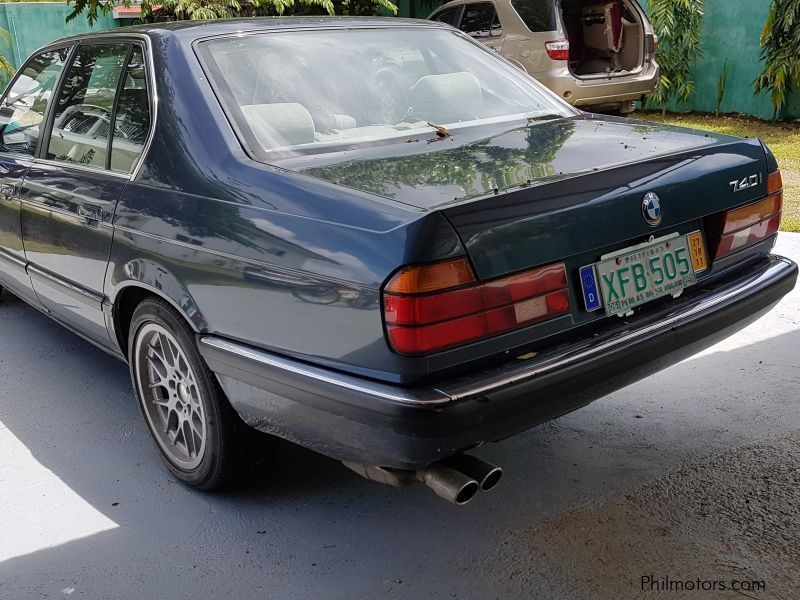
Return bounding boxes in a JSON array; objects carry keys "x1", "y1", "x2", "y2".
[
  {"x1": 384, "y1": 258, "x2": 475, "y2": 295},
  {"x1": 767, "y1": 170, "x2": 783, "y2": 196}
]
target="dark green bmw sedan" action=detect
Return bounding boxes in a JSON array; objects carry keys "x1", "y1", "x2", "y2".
[{"x1": 0, "y1": 18, "x2": 795, "y2": 505}]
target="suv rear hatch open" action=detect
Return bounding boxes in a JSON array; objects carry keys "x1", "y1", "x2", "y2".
[{"x1": 560, "y1": 0, "x2": 653, "y2": 79}]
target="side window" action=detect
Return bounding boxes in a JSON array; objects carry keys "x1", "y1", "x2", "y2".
[
  {"x1": 511, "y1": 0, "x2": 557, "y2": 32},
  {"x1": 432, "y1": 7, "x2": 461, "y2": 27},
  {"x1": 0, "y1": 48, "x2": 70, "y2": 156},
  {"x1": 47, "y1": 43, "x2": 129, "y2": 170},
  {"x1": 110, "y1": 45, "x2": 151, "y2": 174},
  {"x1": 460, "y1": 3, "x2": 502, "y2": 38}
]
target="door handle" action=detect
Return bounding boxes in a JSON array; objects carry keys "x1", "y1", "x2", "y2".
[{"x1": 78, "y1": 202, "x2": 103, "y2": 224}]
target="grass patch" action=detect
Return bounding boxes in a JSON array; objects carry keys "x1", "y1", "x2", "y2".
[{"x1": 635, "y1": 112, "x2": 800, "y2": 233}]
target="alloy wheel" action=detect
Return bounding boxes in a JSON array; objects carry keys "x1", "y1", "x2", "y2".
[{"x1": 133, "y1": 323, "x2": 207, "y2": 470}]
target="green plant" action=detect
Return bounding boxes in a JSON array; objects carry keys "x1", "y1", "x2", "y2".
[
  {"x1": 715, "y1": 59, "x2": 729, "y2": 117},
  {"x1": 141, "y1": 0, "x2": 333, "y2": 20},
  {"x1": 645, "y1": 0, "x2": 705, "y2": 115},
  {"x1": 0, "y1": 28, "x2": 15, "y2": 81},
  {"x1": 67, "y1": 0, "x2": 396, "y2": 24},
  {"x1": 754, "y1": 0, "x2": 800, "y2": 119}
]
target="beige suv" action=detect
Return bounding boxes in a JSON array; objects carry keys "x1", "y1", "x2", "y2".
[{"x1": 429, "y1": 0, "x2": 659, "y2": 113}]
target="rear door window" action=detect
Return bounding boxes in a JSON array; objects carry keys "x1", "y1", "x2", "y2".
[
  {"x1": 511, "y1": 0, "x2": 558, "y2": 32},
  {"x1": 432, "y1": 7, "x2": 462, "y2": 27},
  {"x1": 110, "y1": 45, "x2": 151, "y2": 173},
  {"x1": 460, "y1": 3, "x2": 503, "y2": 38},
  {"x1": 0, "y1": 48, "x2": 70, "y2": 156},
  {"x1": 47, "y1": 43, "x2": 129, "y2": 170}
]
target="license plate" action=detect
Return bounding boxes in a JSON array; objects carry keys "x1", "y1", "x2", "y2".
[{"x1": 580, "y1": 231, "x2": 708, "y2": 317}]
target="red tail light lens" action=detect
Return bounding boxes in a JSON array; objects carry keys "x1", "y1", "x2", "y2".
[
  {"x1": 545, "y1": 40, "x2": 570, "y2": 61},
  {"x1": 646, "y1": 33, "x2": 658, "y2": 55},
  {"x1": 383, "y1": 261, "x2": 570, "y2": 355},
  {"x1": 715, "y1": 171, "x2": 783, "y2": 258}
]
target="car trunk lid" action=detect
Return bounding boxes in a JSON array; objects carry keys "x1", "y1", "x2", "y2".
[{"x1": 287, "y1": 115, "x2": 768, "y2": 279}]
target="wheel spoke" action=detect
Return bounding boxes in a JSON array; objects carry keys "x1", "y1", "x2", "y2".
[
  {"x1": 182, "y1": 420, "x2": 195, "y2": 457},
  {"x1": 149, "y1": 333, "x2": 170, "y2": 366},
  {"x1": 190, "y1": 411, "x2": 204, "y2": 439},
  {"x1": 146, "y1": 358, "x2": 170, "y2": 389},
  {"x1": 147, "y1": 353, "x2": 168, "y2": 380},
  {"x1": 166, "y1": 337, "x2": 181, "y2": 368}
]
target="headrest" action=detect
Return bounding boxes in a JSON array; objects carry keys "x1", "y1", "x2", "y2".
[
  {"x1": 410, "y1": 72, "x2": 483, "y2": 124},
  {"x1": 240, "y1": 103, "x2": 315, "y2": 149}
]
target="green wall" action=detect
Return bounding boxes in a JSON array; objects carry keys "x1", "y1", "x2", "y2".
[
  {"x1": 643, "y1": 0, "x2": 799, "y2": 120},
  {"x1": 0, "y1": 2, "x2": 118, "y2": 86}
]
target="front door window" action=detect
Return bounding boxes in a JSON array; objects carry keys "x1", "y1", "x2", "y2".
[{"x1": 0, "y1": 48, "x2": 70, "y2": 156}]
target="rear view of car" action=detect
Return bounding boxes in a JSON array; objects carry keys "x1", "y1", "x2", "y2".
[
  {"x1": 429, "y1": 0, "x2": 659, "y2": 113},
  {"x1": 0, "y1": 19, "x2": 794, "y2": 506}
]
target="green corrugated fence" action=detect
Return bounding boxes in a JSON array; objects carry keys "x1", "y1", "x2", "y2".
[{"x1": 0, "y1": 2, "x2": 117, "y2": 86}]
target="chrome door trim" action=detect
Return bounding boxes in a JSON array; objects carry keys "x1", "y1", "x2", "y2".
[{"x1": 27, "y1": 263, "x2": 104, "y2": 309}]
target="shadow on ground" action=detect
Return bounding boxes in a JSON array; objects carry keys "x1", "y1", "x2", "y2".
[{"x1": 0, "y1": 285, "x2": 798, "y2": 599}]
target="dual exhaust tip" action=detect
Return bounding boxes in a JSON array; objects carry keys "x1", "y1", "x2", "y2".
[{"x1": 344, "y1": 453, "x2": 503, "y2": 505}]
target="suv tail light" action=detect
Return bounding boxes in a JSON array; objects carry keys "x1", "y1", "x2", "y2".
[
  {"x1": 715, "y1": 170, "x2": 783, "y2": 259},
  {"x1": 645, "y1": 33, "x2": 658, "y2": 55},
  {"x1": 545, "y1": 40, "x2": 570, "y2": 61},
  {"x1": 383, "y1": 258, "x2": 570, "y2": 355}
]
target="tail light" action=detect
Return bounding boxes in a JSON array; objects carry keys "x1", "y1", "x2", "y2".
[
  {"x1": 715, "y1": 170, "x2": 783, "y2": 258},
  {"x1": 383, "y1": 258, "x2": 570, "y2": 355},
  {"x1": 645, "y1": 33, "x2": 658, "y2": 55},
  {"x1": 545, "y1": 40, "x2": 570, "y2": 61}
]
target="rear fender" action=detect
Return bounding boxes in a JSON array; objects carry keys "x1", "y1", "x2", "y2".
[{"x1": 105, "y1": 258, "x2": 205, "y2": 356}]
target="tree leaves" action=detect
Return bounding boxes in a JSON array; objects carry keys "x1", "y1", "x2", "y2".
[
  {"x1": 754, "y1": 0, "x2": 800, "y2": 118},
  {"x1": 67, "y1": 0, "x2": 397, "y2": 24},
  {"x1": 0, "y1": 27, "x2": 14, "y2": 78},
  {"x1": 645, "y1": 0, "x2": 705, "y2": 112}
]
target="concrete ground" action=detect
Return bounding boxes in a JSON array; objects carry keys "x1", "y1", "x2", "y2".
[{"x1": 1, "y1": 235, "x2": 798, "y2": 600}]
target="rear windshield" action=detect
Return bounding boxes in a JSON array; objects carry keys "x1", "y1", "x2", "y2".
[
  {"x1": 197, "y1": 27, "x2": 573, "y2": 157},
  {"x1": 511, "y1": 0, "x2": 558, "y2": 32}
]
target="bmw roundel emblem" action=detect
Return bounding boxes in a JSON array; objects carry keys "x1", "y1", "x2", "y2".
[{"x1": 642, "y1": 192, "x2": 663, "y2": 227}]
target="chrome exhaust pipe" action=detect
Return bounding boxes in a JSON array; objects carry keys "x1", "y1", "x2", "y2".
[
  {"x1": 415, "y1": 464, "x2": 480, "y2": 505},
  {"x1": 442, "y1": 454, "x2": 503, "y2": 492},
  {"x1": 342, "y1": 461, "x2": 480, "y2": 505}
]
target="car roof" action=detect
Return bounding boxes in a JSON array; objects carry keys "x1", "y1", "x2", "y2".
[{"x1": 46, "y1": 16, "x2": 449, "y2": 45}]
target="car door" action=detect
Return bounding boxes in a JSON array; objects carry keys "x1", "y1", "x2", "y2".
[
  {"x1": 457, "y1": 3, "x2": 506, "y2": 52},
  {"x1": 0, "y1": 46, "x2": 70, "y2": 304},
  {"x1": 19, "y1": 40, "x2": 149, "y2": 346}
]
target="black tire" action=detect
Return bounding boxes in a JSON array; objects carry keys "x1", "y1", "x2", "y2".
[{"x1": 128, "y1": 297, "x2": 253, "y2": 490}]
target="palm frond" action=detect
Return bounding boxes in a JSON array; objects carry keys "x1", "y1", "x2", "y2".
[
  {"x1": 645, "y1": 0, "x2": 704, "y2": 112},
  {"x1": 755, "y1": 0, "x2": 800, "y2": 118}
]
